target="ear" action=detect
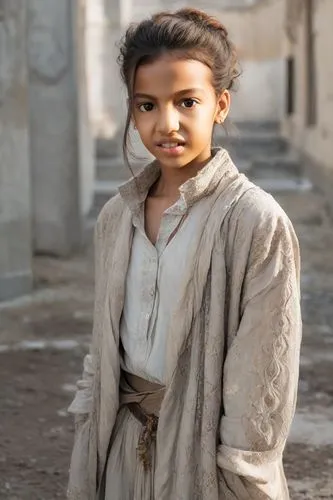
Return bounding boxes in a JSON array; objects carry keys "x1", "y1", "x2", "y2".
[{"x1": 214, "y1": 90, "x2": 231, "y2": 124}]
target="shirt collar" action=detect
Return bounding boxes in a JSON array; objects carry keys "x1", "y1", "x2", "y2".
[{"x1": 118, "y1": 147, "x2": 237, "y2": 216}]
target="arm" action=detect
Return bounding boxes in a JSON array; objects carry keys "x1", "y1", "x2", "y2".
[
  {"x1": 217, "y1": 207, "x2": 302, "y2": 499},
  {"x1": 67, "y1": 218, "x2": 103, "y2": 421}
]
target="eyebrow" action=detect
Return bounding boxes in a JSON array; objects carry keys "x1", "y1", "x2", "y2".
[{"x1": 133, "y1": 88, "x2": 205, "y2": 100}]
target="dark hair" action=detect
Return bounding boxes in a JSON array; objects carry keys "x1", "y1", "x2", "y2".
[{"x1": 117, "y1": 8, "x2": 240, "y2": 169}]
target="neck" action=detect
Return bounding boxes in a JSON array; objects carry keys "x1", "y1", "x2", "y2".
[{"x1": 154, "y1": 153, "x2": 212, "y2": 199}]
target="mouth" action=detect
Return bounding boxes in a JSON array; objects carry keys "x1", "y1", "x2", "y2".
[
  {"x1": 156, "y1": 141, "x2": 186, "y2": 155},
  {"x1": 157, "y1": 141, "x2": 185, "y2": 148}
]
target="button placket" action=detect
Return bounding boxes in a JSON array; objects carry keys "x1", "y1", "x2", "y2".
[{"x1": 139, "y1": 243, "x2": 158, "y2": 338}]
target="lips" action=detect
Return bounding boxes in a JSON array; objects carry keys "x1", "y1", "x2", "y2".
[{"x1": 155, "y1": 142, "x2": 186, "y2": 157}]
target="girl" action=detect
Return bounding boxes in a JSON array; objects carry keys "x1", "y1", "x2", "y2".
[{"x1": 67, "y1": 8, "x2": 301, "y2": 500}]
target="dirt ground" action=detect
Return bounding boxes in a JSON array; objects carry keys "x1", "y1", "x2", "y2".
[{"x1": 1, "y1": 167, "x2": 333, "y2": 499}]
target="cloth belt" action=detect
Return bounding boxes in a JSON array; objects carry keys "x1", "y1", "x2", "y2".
[{"x1": 119, "y1": 370, "x2": 165, "y2": 470}]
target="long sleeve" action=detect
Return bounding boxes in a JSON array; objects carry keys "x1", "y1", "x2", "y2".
[
  {"x1": 217, "y1": 207, "x2": 302, "y2": 499},
  {"x1": 67, "y1": 212, "x2": 105, "y2": 500},
  {"x1": 67, "y1": 209, "x2": 105, "y2": 419}
]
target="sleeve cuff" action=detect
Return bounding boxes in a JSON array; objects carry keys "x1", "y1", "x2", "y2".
[{"x1": 217, "y1": 443, "x2": 284, "y2": 482}]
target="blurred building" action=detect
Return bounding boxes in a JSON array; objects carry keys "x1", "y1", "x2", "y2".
[
  {"x1": 0, "y1": 0, "x2": 94, "y2": 301},
  {"x1": 0, "y1": 3, "x2": 32, "y2": 301},
  {"x1": 1, "y1": 0, "x2": 332, "y2": 301},
  {"x1": 283, "y1": 0, "x2": 333, "y2": 213},
  {"x1": 211, "y1": 0, "x2": 285, "y2": 124}
]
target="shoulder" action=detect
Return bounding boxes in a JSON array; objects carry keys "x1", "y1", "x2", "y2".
[
  {"x1": 223, "y1": 180, "x2": 300, "y2": 291},
  {"x1": 225, "y1": 180, "x2": 299, "y2": 268},
  {"x1": 95, "y1": 194, "x2": 127, "y2": 235},
  {"x1": 231, "y1": 181, "x2": 293, "y2": 235}
]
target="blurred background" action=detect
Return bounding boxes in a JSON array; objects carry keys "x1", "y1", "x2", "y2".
[{"x1": 0, "y1": 1, "x2": 333, "y2": 498}]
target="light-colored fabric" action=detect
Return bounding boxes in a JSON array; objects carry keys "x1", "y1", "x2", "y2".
[
  {"x1": 97, "y1": 374, "x2": 163, "y2": 500},
  {"x1": 120, "y1": 182, "x2": 215, "y2": 384},
  {"x1": 67, "y1": 148, "x2": 302, "y2": 500},
  {"x1": 98, "y1": 406, "x2": 156, "y2": 500}
]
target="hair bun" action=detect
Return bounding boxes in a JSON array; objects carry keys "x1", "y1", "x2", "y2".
[{"x1": 176, "y1": 8, "x2": 229, "y2": 39}]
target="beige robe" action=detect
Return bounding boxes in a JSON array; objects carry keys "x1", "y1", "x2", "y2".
[{"x1": 67, "y1": 148, "x2": 302, "y2": 500}]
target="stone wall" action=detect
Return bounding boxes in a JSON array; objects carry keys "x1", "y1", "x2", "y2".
[
  {"x1": 85, "y1": 0, "x2": 127, "y2": 142},
  {"x1": 282, "y1": 0, "x2": 333, "y2": 212},
  {"x1": 214, "y1": 0, "x2": 285, "y2": 122},
  {"x1": 0, "y1": 1, "x2": 32, "y2": 300},
  {"x1": 28, "y1": 0, "x2": 94, "y2": 255}
]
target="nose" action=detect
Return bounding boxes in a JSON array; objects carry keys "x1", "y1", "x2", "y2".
[{"x1": 156, "y1": 106, "x2": 180, "y2": 134}]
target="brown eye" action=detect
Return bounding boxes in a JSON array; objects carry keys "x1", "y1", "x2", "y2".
[
  {"x1": 139, "y1": 102, "x2": 154, "y2": 112},
  {"x1": 181, "y1": 98, "x2": 198, "y2": 109}
]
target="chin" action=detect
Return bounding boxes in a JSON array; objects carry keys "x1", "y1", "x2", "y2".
[
  {"x1": 158, "y1": 156, "x2": 191, "y2": 169},
  {"x1": 152, "y1": 150, "x2": 198, "y2": 169}
]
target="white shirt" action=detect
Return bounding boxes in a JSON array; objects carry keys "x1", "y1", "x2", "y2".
[{"x1": 120, "y1": 181, "x2": 213, "y2": 384}]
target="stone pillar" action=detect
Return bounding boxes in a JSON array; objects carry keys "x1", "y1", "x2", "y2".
[
  {"x1": 85, "y1": 0, "x2": 113, "y2": 141},
  {"x1": 28, "y1": 0, "x2": 94, "y2": 256},
  {"x1": 86, "y1": 0, "x2": 130, "y2": 152},
  {"x1": 77, "y1": 0, "x2": 95, "y2": 219},
  {"x1": 0, "y1": 1, "x2": 33, "y2": 301}
]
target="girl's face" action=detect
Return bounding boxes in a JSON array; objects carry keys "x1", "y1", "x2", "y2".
[{"x1": 132, "y1": 54, "x2": 230, "y2": 171}]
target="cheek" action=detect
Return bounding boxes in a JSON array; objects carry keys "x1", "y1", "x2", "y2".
[
  {"x1": 135, "y1": 114, "x2": 153, "y2": 134},
  {"x1": 188, "y1": 107, "x2": 216, "y2": 130},
  {"x1": 135, "y1": 117, "x2": 155, "y2": 148}
]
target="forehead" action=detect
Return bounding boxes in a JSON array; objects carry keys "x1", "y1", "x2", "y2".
[{"x1": 134, "y1": 55, "x2": 214, "y2": 97}]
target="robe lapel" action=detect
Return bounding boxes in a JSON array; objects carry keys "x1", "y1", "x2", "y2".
[
  {"x1": 97, "y1": 205, "x2": 134, "y2": 482},
  {"x1": 164, "y1": 173, "x2": 255, "y2": 383}
]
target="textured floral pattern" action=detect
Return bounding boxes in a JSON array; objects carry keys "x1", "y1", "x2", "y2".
[{"x1": 67, "y1": 148, "x2": 302, "y2": 500}]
